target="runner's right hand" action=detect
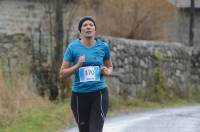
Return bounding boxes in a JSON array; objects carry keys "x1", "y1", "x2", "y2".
[{"x1": 77, "y1": 56, "x2": 85, "y2": 67}]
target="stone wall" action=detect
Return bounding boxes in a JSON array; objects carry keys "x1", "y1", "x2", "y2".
[
  {"x1": 0, "y1": 0, "x2": 55, "y2": 65},
  {"x1": 1, "y1": 34, "x2": 200, "y2": 98},
  {"x1": 102, "y1": 36, "x2": 193, "y2": 98},
  {"x1": 0, "y1": 33, "x2": 32, "y2": 75},
  {"x1": 191, "y1": 48, "x2": 200, "y2": 87}
]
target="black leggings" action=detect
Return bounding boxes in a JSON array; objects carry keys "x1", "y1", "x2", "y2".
[{"x1": 71, "y1": 88, "x2": 109, "y2": 132}]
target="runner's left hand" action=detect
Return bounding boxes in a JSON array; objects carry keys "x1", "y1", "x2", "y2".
[{"x1": 101, "y1": 66, "x2": 111, "y2": 76}]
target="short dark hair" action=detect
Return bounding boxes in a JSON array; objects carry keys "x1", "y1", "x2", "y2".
[{"x1": 78, "y1": 16, "x2": 96, "y2": 32}]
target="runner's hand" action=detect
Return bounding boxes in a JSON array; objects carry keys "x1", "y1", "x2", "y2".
[
  {"x1": 77, "y1": 56, "x2": 85, "y2": 67},
  {"x1": 101, "y1": 66, "x2": 111, "y2": 76}
]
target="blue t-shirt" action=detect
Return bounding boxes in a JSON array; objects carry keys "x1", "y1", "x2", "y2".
[{"x1": 64, "y1": 38, "x2": 111, "y2": 93}]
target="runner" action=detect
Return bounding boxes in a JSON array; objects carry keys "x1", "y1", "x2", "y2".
[{"x1": 59, "y1": 16, "x2": 113, "y2": 132}]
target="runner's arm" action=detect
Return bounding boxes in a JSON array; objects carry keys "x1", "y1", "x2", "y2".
[{"x1": 59, "y1": 56, "x2": 85, "y2": 79}]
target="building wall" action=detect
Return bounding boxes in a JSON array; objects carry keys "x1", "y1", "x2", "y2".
[
  {"x1": 169, "y1": 9, "x2": 200, "y2": 47},
  {"x1": 0, "y1": 0, "x2": 46, "y2": 35}
]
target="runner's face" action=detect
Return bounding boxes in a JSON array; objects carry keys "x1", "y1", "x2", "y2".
[{"x1": 81, "y1": 20, "x2": 96, "y2": 39}]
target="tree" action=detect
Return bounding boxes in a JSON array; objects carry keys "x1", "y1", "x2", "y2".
[
  {"x1": 95, "y1": 0, "x2": 175, "y2": 41},
  {"x1": 37, "y1": 0, "x2": 78, "y2": 100},
  {"x1": 49, "y1": 0, "x2": 64, "y2": 100},
  {"x1": 32, "y1": 0, "x2": 65, "y2": 100}
]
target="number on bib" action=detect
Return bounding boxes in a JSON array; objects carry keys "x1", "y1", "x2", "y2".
[{"x1": 79, "y1": 66, "x2": 100, "y2": 82}]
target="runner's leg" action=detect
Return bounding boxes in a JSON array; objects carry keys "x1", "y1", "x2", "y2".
[
  {"x1": 89, "y1": 89, "x2": 109, "y2": 132},
  {"x1": 71, "y1": 92, "x2": 91, "y2": 132}
]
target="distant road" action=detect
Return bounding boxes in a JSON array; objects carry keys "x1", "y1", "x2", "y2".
[{"x1": 65, "y1": 105, "x2": 200, "y2": 132}]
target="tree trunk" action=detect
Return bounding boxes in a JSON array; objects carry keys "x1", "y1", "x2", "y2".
[
  {"x1": 189, "y1": 0, "x2": 195, "y2": 46},
  {"x1": 51, "y1": 0, "x2": 64, "y2": 100}
]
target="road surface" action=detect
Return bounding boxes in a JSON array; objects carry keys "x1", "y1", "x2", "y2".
[{"x1": 65, "y1": 105, "x2": 200, "y2": 132}]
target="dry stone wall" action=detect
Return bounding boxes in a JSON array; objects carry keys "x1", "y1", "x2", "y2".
[
  {"x1": 1, "y1": 34, "x2": 200, "y2": 98},
  {"x1": 191, "y1": 48, "x2": 200, "y2": 86},
  {"x1": 102, "y1": 36, "x2": 194, "y2": 98}
]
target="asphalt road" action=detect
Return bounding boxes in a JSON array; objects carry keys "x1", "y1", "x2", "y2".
[{"x1": 65, "y1": 105, "x2": 200, "y2": 132}]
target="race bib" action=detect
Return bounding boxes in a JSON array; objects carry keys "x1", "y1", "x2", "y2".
[{"x1": 79, "y1": 66, "x2": 100, "y2": 82}]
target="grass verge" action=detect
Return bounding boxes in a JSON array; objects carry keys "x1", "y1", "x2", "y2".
[
  {"x1": 108, "y1": 95, "x2": 199, "y2": 116},
  {"x1": 0, "y1": 99, "x2": 74, "y2": 132}
]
